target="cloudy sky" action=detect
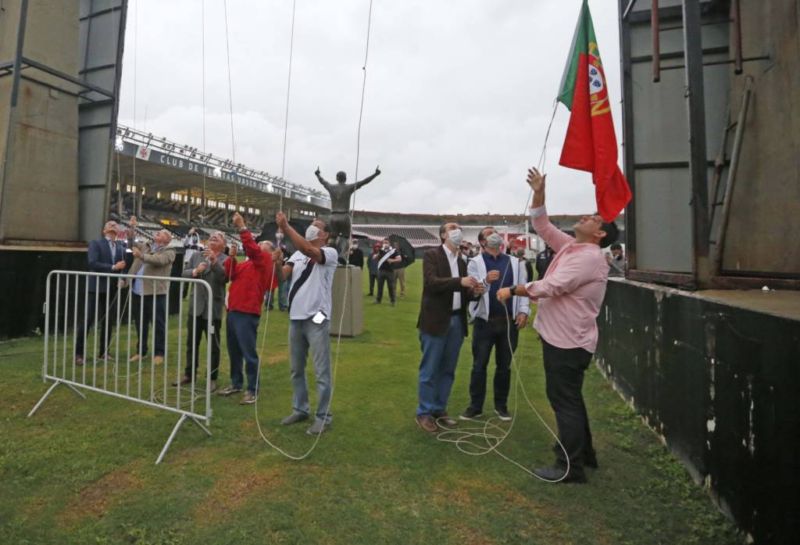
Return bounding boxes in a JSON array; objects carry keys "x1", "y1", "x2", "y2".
[{"x1": 117, "y1": 0, "x2": 623, "y2": 216}]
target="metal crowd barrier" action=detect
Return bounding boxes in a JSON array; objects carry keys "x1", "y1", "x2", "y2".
[{"x1": 28, "y1": 270, "x2": 214, "y2": 464}]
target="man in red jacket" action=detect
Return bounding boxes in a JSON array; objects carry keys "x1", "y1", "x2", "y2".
[{"x1": 217, "y1": 213, "x2": 281, "y2": 404}]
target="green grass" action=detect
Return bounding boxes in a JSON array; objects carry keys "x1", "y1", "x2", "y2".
[{"x1": 0, "y1": 262, "x2": 741, "y2": 545}]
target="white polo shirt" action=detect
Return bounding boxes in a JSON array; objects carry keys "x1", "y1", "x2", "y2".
[{"x1": 287, "y1": 247, "x2": 338, "y2": 321}]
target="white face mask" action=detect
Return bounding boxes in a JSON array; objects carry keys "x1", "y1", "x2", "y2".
[
  {"x1": 448, "y1": 228, "x2": 463, "y2": 246},
  {"x1": 305, "y1": 225, "x2": 320, "y2": 241},
  {"x1": 486, "y1": 233, "x2": 503, "y2": 249}
]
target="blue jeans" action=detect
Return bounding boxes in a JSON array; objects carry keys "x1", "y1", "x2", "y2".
[
  {"x1": 226, "y1": 311, "x2": 260, "y2": 393},
  {"x1": 417, "y1": 314, "x2": 465, "y2": 416},
  {"x1": 288, "y1": 318, "x2": 332, "y2": 424}
]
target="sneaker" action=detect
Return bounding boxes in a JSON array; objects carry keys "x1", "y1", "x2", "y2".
[
  {"x1": 495, "y1": 408, "x2": 512, "y2": 422},
  {"x1": 532, "y1": 465, "x2": 587, "y2": 484},
  {"x1": 75, "y1": 356, "x2": 85, "y2": 367},
  {"x1": 240, "y1": 391, "x2": 257, "y2": 405},
  {"x1": 217, "y1": 385, "x2": 243, "y2": 396},
  {"x1": 129, "y1": 354, "x2": 143, "y2": 363},
  {"x1": 306, "y1": 420, "x2": 330, "y2": 435},
  {"x1": 153, "y1": 355, "x2": 164, "y2": 365},
  {"x1": 460, "y1": 407, "x2": 483, "y2": 420},
  {"x1": 208, "y1": 380, "x2": 218, "y2": 393},
  {"x1": 281, "y1": 412, "x2": 309, "y2": 426}
]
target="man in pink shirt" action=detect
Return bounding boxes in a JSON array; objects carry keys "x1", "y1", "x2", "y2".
[{"x1": 498, "y1": 167, "x2": 618, "y2": 483}]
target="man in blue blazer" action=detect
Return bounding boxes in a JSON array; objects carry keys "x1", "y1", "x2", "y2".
[{"x1": 75, "y1": 220, "x2": 130, "y2": 365}]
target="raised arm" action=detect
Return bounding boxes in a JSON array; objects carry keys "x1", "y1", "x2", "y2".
[
  {"x1": 527, "y1": 167, "x2": 574, "y2": 253},
  {"x1": 354, "y1": 166, "x2": 381, "y2": 190},
  {"x1": 275, "y1": 211, "x2": 325, "y2": 264},
  {"x1": 315, "y1": 167, "x2": 331, "y2": 190}
]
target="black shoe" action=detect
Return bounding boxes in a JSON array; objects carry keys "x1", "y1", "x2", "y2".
[
  {"x1": 532, "y1": 465, "x2": 587, "y2": 484},
  {"x1": 494, "y1": 408, "x2": 512, "y2": 421},
  {"x1": 460, "y1": 406, "x2": 483, "y2": 420},
  {"x1": 551, "y1": 442, "x2": 599, "y2": 469}
]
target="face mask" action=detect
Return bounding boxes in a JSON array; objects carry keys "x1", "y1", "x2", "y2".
[
  {"x1": 382, "y1": 244, "x2": 389, "y2": 250},
  {"x1": 305, "y1": 225, "x2": 320, "y2": 241},
  {"x1": 448, "y1": 229, "x2": 463, "y2": 246},
  {"x1": 486, "y1": 233, "x2": 503, "y2": 249}
]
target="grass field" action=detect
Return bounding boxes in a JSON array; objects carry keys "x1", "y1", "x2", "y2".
[{"x1": 0, "y1": 262, "x2": 742, "y2": 544}]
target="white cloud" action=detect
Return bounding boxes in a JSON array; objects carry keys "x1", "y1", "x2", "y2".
[{"x1": 118, "y1": 0, "x2": 623, "y2": 216}]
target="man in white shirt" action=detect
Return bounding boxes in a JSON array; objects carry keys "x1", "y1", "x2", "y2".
[{"x1": 275, "y1": 212, "x2": 338, "y2": 435}]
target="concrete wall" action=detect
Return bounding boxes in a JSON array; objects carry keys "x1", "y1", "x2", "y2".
[
  {"x1": 722, "y1": 1, "x2": 800, "y2": 275},
  {"x1": 597, "y1": 280, "x2": 800, "y2": 544},
  {"x1": 0, "y1": 1, "x2": 81, "y2": 242}
]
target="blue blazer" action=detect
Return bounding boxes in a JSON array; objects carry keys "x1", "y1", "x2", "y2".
[{"x1": 87, "y1": 238, "x2": 129, "y2": 293}]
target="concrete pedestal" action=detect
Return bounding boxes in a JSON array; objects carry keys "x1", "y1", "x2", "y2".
[{"x1": 330, "y1": 266, "x2": 363, "y2": 337}]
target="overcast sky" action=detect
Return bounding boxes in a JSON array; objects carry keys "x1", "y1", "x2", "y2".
[{"x1": 117, "y1": 0, "x2": 623, "y2": 216}]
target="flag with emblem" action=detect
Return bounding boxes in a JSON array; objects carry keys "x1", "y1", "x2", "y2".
[{"x1": 557, "y1": 0, "x2": 631, "y2": 222}]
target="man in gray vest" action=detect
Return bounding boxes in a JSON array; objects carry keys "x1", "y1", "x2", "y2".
[
  {"x1": 175, "y1": 231, "x2": 228, "y2": 392},
  {"x1": 315, "y1": 166, "x2": 381, "y2": 261}
]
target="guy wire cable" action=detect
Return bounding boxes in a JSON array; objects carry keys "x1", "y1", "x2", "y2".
[
  {"x1": 279, "y1": 0, "x2": 298, "y2": 213},
  {"x1": 250, "y1": 0, "x2": 376, "y2": 460},
  {"x1": 433, "y1": 101, "x2": 570, "y2": 483},
  {"x1": 222, "y1": 0, "x2": 239, "y2": 210}
]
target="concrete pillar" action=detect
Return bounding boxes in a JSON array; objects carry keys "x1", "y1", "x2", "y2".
[
  {"x1": 186, "y1": 188, "x2": 192, "y2": 223},
  {"x1": 136, "y1": 186, "x2": 143, "y2": 217}
]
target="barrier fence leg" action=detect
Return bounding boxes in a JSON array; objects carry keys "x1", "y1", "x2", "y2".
[
  {"x1": 155, "y1": 414, "x2": 212, "y2": 465},
  {"x1": 156, "y1": 414, "x2": 188, "y2": 465},
  {"x1": 28, "y1": 380, "x2": 87, "y2": 418}
]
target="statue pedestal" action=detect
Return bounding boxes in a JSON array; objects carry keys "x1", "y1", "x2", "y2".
[{"x1": 330, "y1": 266, "x2": 363, "y2": 337}]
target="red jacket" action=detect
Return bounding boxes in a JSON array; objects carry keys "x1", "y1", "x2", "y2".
[{"x1": 224, "y1": 229, "x2": 274, "y2": 316}]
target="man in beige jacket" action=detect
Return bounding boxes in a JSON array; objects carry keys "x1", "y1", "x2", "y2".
[{"x1": 128, "y1": 218, "x2": 176, "y2": 364}]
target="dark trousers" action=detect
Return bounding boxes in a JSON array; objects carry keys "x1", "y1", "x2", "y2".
[
  {"x1": 184, "y1": 314, "x2": 221, "y2": 381},
  {"x1": 542, "y1": 338, "x2": 595, "y2": 476},
  {"x1": 226, "y1": 311, "x2": 260, "y2": 393},
  {"x1": 132, "y1": 293, "x2": 167, "y2": 357},
  {"x1": 469, "y1": 317, "x2": 518, "y2": 412},
  {"x1": 368, "y1": 272, "x2": 377, "y2": 295},
  {"x1": 75, "y1": 290, "x2": 119, "y2": 358},
  {"x1": 376, "y1": 269, "x2": 396, "y2": 303}
]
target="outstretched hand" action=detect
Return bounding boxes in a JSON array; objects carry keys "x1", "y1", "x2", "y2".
[
  {"x1": 232, "y1": 212, "x2": 245, "y2": 230},
  {"x1": 375, "y1": 166, "x2": 381, "y2": 176},
  {"x1": 314, "y1": 167, "x2": 321, "y2": 177},
  {"x1": 527, "y1": 167, "x2": 545, "y2": 193}
]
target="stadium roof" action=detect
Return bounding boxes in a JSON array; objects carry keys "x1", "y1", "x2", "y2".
[{"x1": 113, "y1": 125, "x2": 331, "y2": 212}]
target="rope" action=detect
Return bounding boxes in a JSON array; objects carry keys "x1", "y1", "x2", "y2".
[
  {"x1": 201, "y1": 0, "x2": 207, "y2": 221},
  {"x1": 222, "y1": 0, "x2": 239, "y2": 210},
  {"x1": 279, "y1": 0, "x2": 298, "y2": 214},
  {"x1": 430, "y1": 98, "x2": 569, "y2": 482},
  {"x1": 249, "y1": 0, "x2": 377, "y2": 461}
]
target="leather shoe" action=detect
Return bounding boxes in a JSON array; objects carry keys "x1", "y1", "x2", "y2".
[
  {"x1": 415, "y1": 415, "x2": 438, "y2": 433},
  {"x1": 433, "y1": 412, "x2": 457, "y2": 428},
  {"x1": 532, "y1": 465, "x2": 587, "y2": 484}
]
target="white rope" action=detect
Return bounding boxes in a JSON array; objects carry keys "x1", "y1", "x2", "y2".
[
  {"x1": 222, "y1": 0, "x2": 239, "y2": 210},
  {"x1": 250, "y1": 0, "x2": 377, "y2": 461},
  {"x1": 431, "y1": 100, "x2": 571, "y2": 482}
]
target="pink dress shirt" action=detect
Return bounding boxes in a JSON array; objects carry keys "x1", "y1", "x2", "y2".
[{"x1": 526, "y1": 206, "x2": 609, "y2": 353}]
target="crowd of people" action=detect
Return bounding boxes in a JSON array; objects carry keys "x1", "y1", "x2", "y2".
[{"x1": 78, "y1": 167, "x2": 621, "y2": 477}]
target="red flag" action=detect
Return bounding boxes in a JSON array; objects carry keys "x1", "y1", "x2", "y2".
[{"x1": 558, "y1": 1, "x2": 631, "y2": 222}]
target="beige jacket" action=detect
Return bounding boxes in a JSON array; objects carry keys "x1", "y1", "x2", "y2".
[{"x1": 128, "y1": 241, "x2": 177, "y2": 295}]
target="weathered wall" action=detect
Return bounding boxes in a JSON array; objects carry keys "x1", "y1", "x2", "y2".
[
  {"x1": 597, "y1": 280, "x2": 800, "y2": 544},
  {"x1": 0, "y1": 1, "x2": 80, "y2": 242},
  {"x1": 722, "y1": 1, "x2": 800, "y2": 275}
]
